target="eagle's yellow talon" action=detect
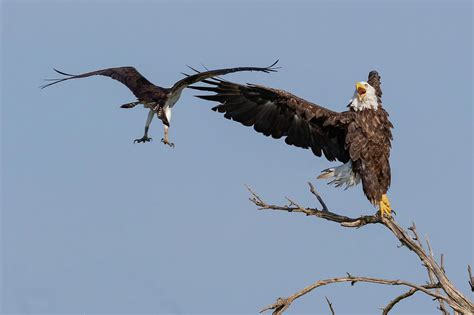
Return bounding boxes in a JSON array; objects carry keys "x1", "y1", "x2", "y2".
[{"x1": 378, "y1": 194, "x2": 392, "y2": 217}]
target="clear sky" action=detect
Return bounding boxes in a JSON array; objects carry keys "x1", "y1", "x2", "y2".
[{"x1": 1, "y1": 0, "x2": 472, "y2": 314}]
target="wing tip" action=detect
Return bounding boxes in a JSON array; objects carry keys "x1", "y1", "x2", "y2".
[
  {"x1": 52, "y1": 68, "x2": 76, "y2": 76},
  {"x1": 185, "y1": 64, "x2": 201, "y2": 74},
  {"x1": 263, "y1": 59, "x2": 281, "y2": 73}
]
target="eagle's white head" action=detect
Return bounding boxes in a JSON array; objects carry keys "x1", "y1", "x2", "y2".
[{"x1": 349, "y1": 81, "x2": 378, "y2": 111}]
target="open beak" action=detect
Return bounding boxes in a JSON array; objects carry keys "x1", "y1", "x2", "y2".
[{"x1": 356, "y1": 82, "x2": 366, "y2": 101}]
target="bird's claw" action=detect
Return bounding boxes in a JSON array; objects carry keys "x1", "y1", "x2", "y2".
[
  {"x1": 161, "y1": 138, "x2": 175, "y2": 148},
  {"x1": 133, "y1": 137, "x2": 152, "y2": 144},
  {"x1": 378, "y1": 194, "x2": 392, "y2": 217}
]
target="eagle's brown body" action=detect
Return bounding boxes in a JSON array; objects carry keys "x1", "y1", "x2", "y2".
[
  {"x1": 345, "y1": 108, "x2": 392, "y2": 204},
  {"x1": 192, "y1": 71, "x2": 393, "y2": 208}
]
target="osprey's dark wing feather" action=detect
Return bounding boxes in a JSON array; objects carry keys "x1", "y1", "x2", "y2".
[
  {"x1": 41, "y1": 67, "x2": 157, "y2": 99},
  {"x1": 170, "y1": 60, "x2": 279, "y2": 93},
  {"x1": 191, "y1": 79, "x2": 353, "y2": 162}
]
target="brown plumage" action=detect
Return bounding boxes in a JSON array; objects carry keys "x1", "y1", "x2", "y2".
[
  {"x1": 41, "y1": 61, "x2": 279, "y2": 146},
  {"x1": 191, "y1": 70, "x2": 394, "y2": 214}
]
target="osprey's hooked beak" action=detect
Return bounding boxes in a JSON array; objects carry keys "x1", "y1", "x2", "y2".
[{"x1": 356, "y1": 82, "x2": 366, "y2": 101}]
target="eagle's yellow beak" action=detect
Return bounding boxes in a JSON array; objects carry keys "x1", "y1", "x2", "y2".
[{"x1": 356, "y1": 82, "x2": 366, "y2": 101}]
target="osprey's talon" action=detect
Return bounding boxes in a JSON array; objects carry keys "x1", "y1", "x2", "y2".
[
  {"x1": 133, "y1": 136, "x2": 152, "y2": 144},
  {"x1": 161, "y1": 138, "x2": 175, "y2": 148}
]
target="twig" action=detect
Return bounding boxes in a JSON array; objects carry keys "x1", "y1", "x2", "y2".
[
  {"x1": 382, "y1": 285, "x2": 440, "y2": 314},
  {"x1": 468, "y1": 265, "x2": 474, "y2": 292},
  {"x1": 425, "y1": 236, "x2": 449, "y2": 315},
  {"x1": 308, "y1": 182, "x2": 328, "y2": 212},
  {"x1": 409, "y1": 223, "x2": 449, "y2": 315},
  {"x1": 260, "y1": 297, "x2": 290, "y2": 314},
  {"x1": 408, "y1": 222, "x2": 424, "y2": 250},
  {"x1": 325, "y1": 296, "x2": 335, "y2": 315}
]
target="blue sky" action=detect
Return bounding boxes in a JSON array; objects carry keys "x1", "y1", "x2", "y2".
[{"x1": 1, "y1": 0, "x2": 472, "y2": 314}]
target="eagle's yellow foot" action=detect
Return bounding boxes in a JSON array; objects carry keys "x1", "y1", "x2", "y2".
[{"x1": 378, "y1": 194, "x2": 392, "y2": 217}]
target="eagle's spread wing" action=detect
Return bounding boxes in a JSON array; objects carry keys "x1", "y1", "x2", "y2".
[
  {"x1": 170, "y1": 60, "x2": 279, "y2": 93},
  {"x1": 191, "y1": 79, "x2": 352, "y2": 162},
  {"x1": 41, "y1": 67, "x2": 156, "y2": 99}
]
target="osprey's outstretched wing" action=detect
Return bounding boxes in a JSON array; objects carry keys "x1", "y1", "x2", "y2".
[
  {"x1": 170, "y1": 60, "x2": 279, "y2": 93},
  {"x1": 41, "y1": 67, "x2": 158, "y2": 99},
  {"x1": 191, "y1": 79, "x2": 353, "y2": 162}
]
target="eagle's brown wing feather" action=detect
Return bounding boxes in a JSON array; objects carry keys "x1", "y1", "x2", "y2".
[
  {"x1": 192, "y1": 79, "x2": 352, "y2": 162},
  {"x1": 41, "y1": 67, "x2": 163, "y2": 100}
]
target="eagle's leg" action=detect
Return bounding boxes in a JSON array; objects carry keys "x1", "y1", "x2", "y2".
[
  {"x1": 134, "y1": 109, "x2": 154, "y2": 143},
  {"x1": 161, "y1": 125, "x2": 174, "y2": 148},
  {"x1": 378, "y1": 194, "x2": 392, "y2": 217}
]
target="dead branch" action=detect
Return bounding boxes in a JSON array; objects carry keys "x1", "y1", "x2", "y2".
[
  {"x1": 425, "y1": 236, "x2": 450, "y2": 314},
  {"x1": 308, "y1": 182, "x2": 328, "y2": 212},
  {"x1": 248, "y1": 183, "x2": 474, "y2": 314},
  {"x1": 246, "y1": 184, "x2": 381, "y2": 227},
  {"x1": 325, "y1": 296, "x2": 335, "y2": 315},
  {"x1": 259, "y1": 275, "x2": 443, "y2": 315},
  {"x1": 382, "y1": 287, "x2": 419, "y2": 314},
  {"x1": 468, "y1": 265, "x2": 474, "y2": 292}
]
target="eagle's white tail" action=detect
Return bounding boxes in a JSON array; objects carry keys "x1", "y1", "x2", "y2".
[{"x1": 317, "y1": 161, "x2": 360, "y2": 189}]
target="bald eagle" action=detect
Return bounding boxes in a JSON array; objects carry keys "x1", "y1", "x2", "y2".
[
  {"x1": 191, "y1": 71, "x2": 393, "y2": 216},
  {"x1": 41, "y1": 62, "x2": 278, "y2": 146}
]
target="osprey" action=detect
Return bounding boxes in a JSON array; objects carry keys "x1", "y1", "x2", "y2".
[
  {"x1": 41, "y1": 62, "x2": 278, "y2": 146},
  {"x1": 191, "y1": 71, "x2": 393, "y2": 216}
]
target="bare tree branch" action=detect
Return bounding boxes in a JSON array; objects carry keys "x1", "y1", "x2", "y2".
[
  {"x1": 248, "y1": 184, "x2": 474, "y2": 314},
  {"x1": 382, "y1": 283, "x2": 446, "y2": 315},
  {"x1": 382, "y1": 287, "x2": 418, "y2": 314},
  {"x1": 468, "y1": 265, "x2": 474, "y2": 292},
  {"x1": 440, "y1": 254, "x2": 445, "y2": 273},
  {"x1": 259, "y1": 275, "x2": 444, "y2": 315},
  {"x1": 246, "y1": 184, "x2": 381, "y2": 227},
  {"x1": 408, "y1": 222, "x2": 424, "y2": 249},
  {"x1": 425, "y1": 236, "x2": 449, "y2": 315},
  {"x1": 382, "y1": 219, "x2": 472, "y2": 313},
  {"x1": 308, "y1": 182, "x2": 328, "y2": 212},
  {"x1": 325, "y1": 296, "x2": 335, "y2": 315}
]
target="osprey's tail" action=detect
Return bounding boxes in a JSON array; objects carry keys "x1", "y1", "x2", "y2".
[{"x1": 317, "y1": 161, "x2": 360, "y2": 190}]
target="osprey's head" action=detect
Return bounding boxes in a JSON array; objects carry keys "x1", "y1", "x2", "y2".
[{"x1": 350, "y1": 81, "x2": 378, "y2": 111}]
